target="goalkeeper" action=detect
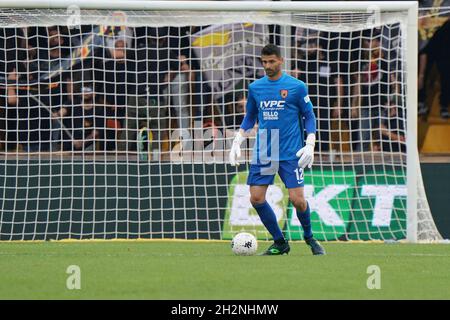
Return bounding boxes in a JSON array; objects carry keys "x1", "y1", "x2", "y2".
[{"x1": 229, "y1": 44, "x2": 325, "y2": 256}]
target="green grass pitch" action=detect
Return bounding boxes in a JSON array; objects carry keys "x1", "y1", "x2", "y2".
[{"x1": 0, "y1": 240, "x2": 449, "y2": 299}]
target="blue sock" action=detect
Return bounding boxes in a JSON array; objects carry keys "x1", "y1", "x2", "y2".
[
  {"x1": 296, "y1": 201, "x2": 313, "y2": 239},
  {"x1": 253, "y1": 201, "x2": 284, "y2": 242}
]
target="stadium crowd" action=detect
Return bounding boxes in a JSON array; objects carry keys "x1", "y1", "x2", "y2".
[{"x1": 0, "y1": 24, "x2": 409, "y2": 156}]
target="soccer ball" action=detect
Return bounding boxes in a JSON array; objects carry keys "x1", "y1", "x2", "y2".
[{"x1": 231, "y1": 232, "x2": 258, "y2": 256}]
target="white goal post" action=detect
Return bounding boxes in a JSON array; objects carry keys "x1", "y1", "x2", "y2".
[{"x1": 0, "y1": 0, "x2": 443, "y2": 242}]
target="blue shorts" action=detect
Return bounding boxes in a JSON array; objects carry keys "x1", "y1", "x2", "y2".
[{"x1": 247, "y1": 160, "x2": 304, "y2": 188}]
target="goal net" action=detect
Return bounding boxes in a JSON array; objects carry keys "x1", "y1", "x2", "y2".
[{"x1": 0, "y1": 1, "x2": 443, "y2": 242}]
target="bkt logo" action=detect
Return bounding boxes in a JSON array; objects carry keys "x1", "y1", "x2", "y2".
[{"x1": 260, "y1": 100, "x2": 285, "y2": 109}]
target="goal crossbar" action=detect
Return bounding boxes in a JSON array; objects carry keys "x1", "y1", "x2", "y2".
[{"x1": 0, "y1": 1, "x2": 418, "y2": 12}]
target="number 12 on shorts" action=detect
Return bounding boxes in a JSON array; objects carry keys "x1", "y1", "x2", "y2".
[{"x1": 294, "y1": 168, "x2": 304, "y2": 184}]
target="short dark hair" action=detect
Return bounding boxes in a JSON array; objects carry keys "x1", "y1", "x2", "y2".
[{"x1": 261, "y1": 44, "x2": 282, "y2": 57}]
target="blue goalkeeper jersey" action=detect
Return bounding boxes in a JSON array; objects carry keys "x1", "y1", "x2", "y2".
[{"x1": 241, "y1": 72, "x2": 316, "y2": 163}]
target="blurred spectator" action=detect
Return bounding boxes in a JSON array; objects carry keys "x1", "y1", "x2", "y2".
[
  {"x1": 418, "y1": 51, "x2": 428, "y2": 116},
  {"x1": 6, "y1": 70, "x2": 49, "y2": 152},
  {"x1": 30, "y1": 26, "x2": 71, "y2": 105},
  {"x1": 5, "y1": 28, "x2": 52, "y2": 152},
  {"x1": 378, "y1": 105, "x2": 406, "y2": 153},
  {"x1": 158, "y1": 33, "x2": 183, "y2": 153},
  {"x1": 123, "y1": 28, "x2": 178, "y2": 152},
  {"x1": 224, "y1": 94, "x2": 245, "y2": 130},
  {"x1": 295, "y1": 37, "x2": 343, "y2": 153},
  {"x1": 418, "y1": 18, "x2": 450, "y2": 118},
  {"x1": 377, "y1": 74, "x2": 406, "y2": 153},
  {"x1": 98, "y1": 27, "x2": 133, "y2": 150},
  {"x1": 202, "y1": 104, "x2": 224, "y2": 150},
  {"x1": 5, "y1": 67, "x2": 25, "y2": 152},
  {"x1": 50, "y1": 92, "x2": 69, "y2": 151},
  {"x1": 61, "y1": 81, "x2": 104, "y2": 151},
  {"x1": 351, "y1": 34, "x2": 390, "y2": 151},
  {"x1": 27, "y1": 26, "x2": 73, "y2": 151},
  {"x1": 147, "y1": 27, "x2": 184, "y2": 95},
  {"x1": 0, "y1": 27, "x2": 23, "y2": 151},
  {"x1": 169, "y1": 54, "x2": 195, "y2": 132}
]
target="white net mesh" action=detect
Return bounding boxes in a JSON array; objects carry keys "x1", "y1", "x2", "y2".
[{"x1": 0, "y1": 6, "x2": 442, "y2": 241}]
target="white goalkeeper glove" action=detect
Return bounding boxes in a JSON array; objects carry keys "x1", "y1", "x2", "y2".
[
  {"x1": 229, "y1": 131, "x2": 245, "y2": 166},
  {"x1": 296, "y1": 133, "x2": 315, "y2": 169}
]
